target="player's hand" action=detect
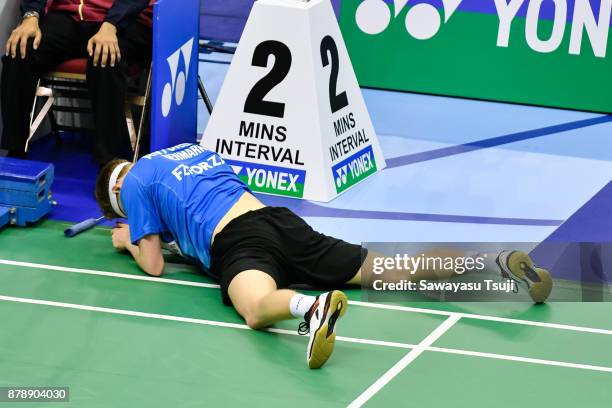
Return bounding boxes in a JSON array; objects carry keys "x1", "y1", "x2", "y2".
[
  {"x1": 111, "y1": 223, "x2": 131, "y2": 251},
  {"x1": 5, "y1": 16, "x2": 42, "y2": 59},
  {"x1": 87, "y1": 22, "x2": 121, "y2": 68}
]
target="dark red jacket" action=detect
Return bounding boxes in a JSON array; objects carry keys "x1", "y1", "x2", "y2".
[{"x1": 22, "y1": 0, "x2": 154, "y2": 29}]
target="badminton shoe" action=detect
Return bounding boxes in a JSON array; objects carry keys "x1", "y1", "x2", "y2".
[
  {"x1": 496, "y1": 251, "x2": 553, "y2": 303},
  {"x1": 298, "y1": 290, "x2": 348, "y2": 369}
]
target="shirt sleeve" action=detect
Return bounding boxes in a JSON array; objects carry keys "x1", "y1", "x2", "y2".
[
  {"x1": 105, "y1": 0, "x2": 151, "y2": 30},
  {"x1": 21, "y1": 0, "x2": 47, "y2": 16},
  {"x1": 121, "y1": 174, "x2": 163, "y2": 244}
]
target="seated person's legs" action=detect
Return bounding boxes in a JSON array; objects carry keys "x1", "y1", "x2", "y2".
[
  {"x1": 86, "y1": 20, "x2": 152, "y2": 165},
  {"x1": 1, "y1": 12, "x2": 84, "y2": 157}
]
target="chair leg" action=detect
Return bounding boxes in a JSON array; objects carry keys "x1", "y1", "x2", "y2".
[
  {"x1": 133, "y1": 66, "x2": 152, "y2": 162},
  {"x1": 125, "y1": 104, "x2": 137, "y2": 152},
  {"x1": 25, "y1": 84, "x2": 55, "y2": 153}
]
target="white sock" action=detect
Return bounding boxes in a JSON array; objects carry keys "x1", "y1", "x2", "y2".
[{"x1": 289, "y1": 294, "x2": 317, "y2": 318}]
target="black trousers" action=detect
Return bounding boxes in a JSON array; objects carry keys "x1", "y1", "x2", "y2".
[{"x1": 0, "y1": 12, "x2": 152, "y2": 164}]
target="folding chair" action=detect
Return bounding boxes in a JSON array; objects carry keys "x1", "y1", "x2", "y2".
[{"x1": 26, "y1": 58, "x2": 151, "y2": 159}]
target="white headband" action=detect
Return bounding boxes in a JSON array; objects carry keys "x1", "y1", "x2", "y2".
[{"x1": 108, "y1": 162, "x2": 131, "y2": 218}]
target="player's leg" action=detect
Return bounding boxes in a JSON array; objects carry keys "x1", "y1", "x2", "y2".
[
  {"x1": 281, "y1": 205, "x2": 551, "y2": 304},
  {"x1": 346, "y1": 248, "x2": 468, "y2": 286},
  {"x1": 227, "y1": 269, "x2": 295, "y2": 329},
  {"x1": 348, "y1": 249, "x2": 552, "y2": 303},
  {"x1": 227, "y1": 268, "x2": 346, "y2": 369}
]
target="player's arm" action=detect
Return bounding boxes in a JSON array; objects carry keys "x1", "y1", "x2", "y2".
[
  {"x1": 112, "y1": 224, "x2": 165, "y2": 276},
  {"x1": 129, "y1": 234, "x2": 165, "y2": 277}
]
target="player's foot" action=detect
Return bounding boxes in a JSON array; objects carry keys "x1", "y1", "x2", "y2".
[
  {"x1": 298, "y1": 290, "x2": 348, "y2": 369},
  {"x1": 496, "y1": 251, "x2": 553, "y2": 303}
]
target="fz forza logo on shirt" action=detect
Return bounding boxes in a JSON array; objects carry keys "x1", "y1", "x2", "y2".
[{"x1": 171, "y1": 155, "x2": 225, "y2": 181}]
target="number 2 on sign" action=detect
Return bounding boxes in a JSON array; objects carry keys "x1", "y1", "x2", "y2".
[
  {"x1": 320, "y1": 35, "x2": 349, "y2": 114},
  {"x1": 244, "y1": 40, "x2": 292, "y2": 118},
  {"x1": 243, "y1": 36, "x2": 349, "y2": 118}
]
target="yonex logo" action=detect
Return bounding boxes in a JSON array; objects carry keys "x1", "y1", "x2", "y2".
[
  {"x1": 332, "y1": 146, "x2": 378, "y2": 193},
  {"x1": 355, "y1": 0, "x2": 611, "y2": 57},
  {"x1": 335, "y1": 165, "x2": 348, "y2": 188},
  {"x1": 227, "y1": 159, "x2": 306, "y2": 198},
  {"x1": 161, "y1": 38, "x2": 195, "y2": 118},
  {"x1": 355, "y1": 0, "x2": 462, "y2": 39},
  {"x1": 246, "y1": 168, "x2": 300, "y2": 193}
]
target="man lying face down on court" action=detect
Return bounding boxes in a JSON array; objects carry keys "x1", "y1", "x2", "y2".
[{"x1": 95, "y1": 143, "x2": 552, "y2": 369}]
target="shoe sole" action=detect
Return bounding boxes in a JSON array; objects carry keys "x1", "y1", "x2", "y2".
[
  {"x1": 307, "y1": 291, "x2": 348, "y2": 369},
  {"x1": 507, "y1": 251, "x2": 553, "y2": 304}
]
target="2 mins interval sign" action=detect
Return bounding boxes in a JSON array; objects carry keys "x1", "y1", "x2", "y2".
[{"x1": 201, "y1": 0, "x2": 386, "y2": 201}]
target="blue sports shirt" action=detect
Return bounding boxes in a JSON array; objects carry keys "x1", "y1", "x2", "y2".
[{"x1": 120, "y1": 143, "x2": 250, "y2": 268}]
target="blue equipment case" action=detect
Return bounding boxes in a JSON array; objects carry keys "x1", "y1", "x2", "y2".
[{"x1": 0, "y1": 157, "x2": 55, "y2": 227}]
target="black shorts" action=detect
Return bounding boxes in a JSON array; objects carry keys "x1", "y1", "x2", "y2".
[{"x1": 210, "y1": 207, "x2": 366, "y2": 305}]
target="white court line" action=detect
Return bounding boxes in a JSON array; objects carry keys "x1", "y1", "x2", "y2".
[
  {"x1": 0, "y1": 259, "x2": 220, "y2": 289},
  {"x1": 0, "y1": 294, "x2": 410, "y2": 350},
  {"x1": 347, "y1": 315, "x2": 461, "y2": 408},
  {"x1": 2, "y1": 258, "x2": 612, "y2": 336},
  {"x1": 2, "y1": 295, "x2": 612, "y2": 375},
  {"x1": 428, "y1": 346, "x2": 612, "y2": 373},
  {"x1": 266, "y1": 327, "x2": 416, "y2": 350},
  {"x1": 348, "y1": 300, "x2": 612, "y2": 336}
]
